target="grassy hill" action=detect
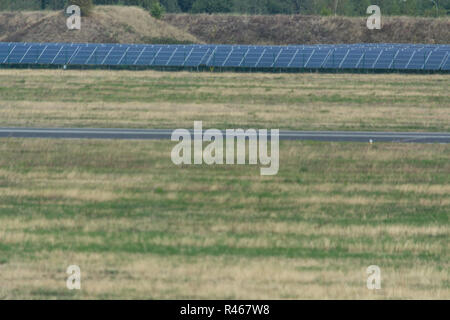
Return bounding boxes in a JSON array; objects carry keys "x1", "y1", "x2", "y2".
[
  {"x1": 0, "y1": 6, "x2": 449, "y2": 45},
  {"x1": 164, "y1": 14, "x2": 450, "y2": 45},
  {"x1": 0, "y1": 6, "x2": 199, "y2": 44}
]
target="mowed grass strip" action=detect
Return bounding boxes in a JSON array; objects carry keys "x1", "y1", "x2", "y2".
[
  {"x1": 0, "y1": 138, "x2": 448, "y2": 299},
  {"x1": 0, "y1": 70, "x2": 449, "y2": 131}
]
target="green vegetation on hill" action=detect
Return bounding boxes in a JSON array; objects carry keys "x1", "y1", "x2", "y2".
[{"x1": 1, "y1": 0, "x2": 449, "y2": 16}]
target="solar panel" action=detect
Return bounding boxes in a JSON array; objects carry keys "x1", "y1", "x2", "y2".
[
  {"x1": 207, "y1": 47, "x2": 231, "y2": 67},
  {"x1": 290, "y1": 48, "x2": 314, "y2": 68},
  {"x1": 405, "y1": 49, "x2": 428, "y2": 70},
  {"x1": 0, "y1": 44, "x2": 11, "y2": 63},
  {"x1": 424, "y1": 50, "x2": 447, "y2": 70},
  {"x1": 265, "y1": 48, "x2": 288, "y2": 68},
  {"x1": 152, "y1": 46, "x2": 175, "y2": 66},
  {"x1": 373, "y1": 49, "x2": 398, "y2": 70},
  {"x1": 102, "y1": 46, "x2": 128, "y2": 65},
  {"x1": 341, "y1": 49, "x2": 364, "y2": 69},
  {"x1": 357, "y1": 49, "x2": 382, "y2": 69},
  {"x1": 223, "y1": 47, "x2": 248, "y2": 67},
  {"x1": 134, "y1": 46, "x2": 156, "y2": 66},
  {"x1": 123, "y1": 47, "x2": 144, "y2": 65},
  {"x1": 69, "y1": 46, "x2": 94, "y2": 65},
  {"x1": 185, "y1": 47, "x2": 209, "y2": 67},
  {"x1": 241, "y1": 48, "x2": 262, "y2": 67},
  {"x1": 322, "y1": 48, "x2": 348, "y2": 69},
  {"x1": 392, "y1": 49, "x2": 415, "y2": 69},
  {"x1": 5, "y1": 43, "x2": 28, "y2": 63},
  {"x1": 441, "y1": 54, "x2": 450, "y2": 71},
  {"x1": 304, "y1": 49, "x2": 329, "y2": 68},
  {"x1": 1, "y1": 42, "x2": 448, "y2": 71},
  {"x1": 170, "y1": 46, "x2": 191, "y2": 66},
  {"x1": 53, "y1": 46, "x2": 78, "y2": 65}
]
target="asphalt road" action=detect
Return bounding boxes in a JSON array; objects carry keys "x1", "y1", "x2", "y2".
[{"x1": 0, "y1": 128, "x2": 449, "y2": 143}]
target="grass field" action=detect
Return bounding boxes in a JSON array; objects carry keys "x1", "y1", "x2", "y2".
[
  {"x1": 0, "y1": 69, "x2": 448, "y2": 299},
  {"x1": 0, "y1": 70, "x2": 449, "y2": 132},
  {"x1": 0, "y1": 139, "x2": 448, "y2": 299}
]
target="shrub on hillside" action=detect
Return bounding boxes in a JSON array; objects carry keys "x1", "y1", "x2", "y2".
[
  {"x1": 320, "y1": 7, "x2": 332, "y2": 16},
  {"x1": 191, "y1": 0, "x2": 232, "y2": 14},
  {"x1": 68, "y1": 0, "x2": 94, "y2": 16},
  {"x1": 150, "y1": 1, "x2": 165, "y2": 19}
]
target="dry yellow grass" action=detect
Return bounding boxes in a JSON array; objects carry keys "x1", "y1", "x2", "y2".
[
  {"x1": 0, "y1": 66, "x2": 448, "y2": 300},
  {"x1": 0, "y1": 139, "x2": 448, "y2": 299},
  {"x1": 1, "y1": 253, "x2": 448, "y2": 300},
  {"x1": 0, "y1": 70, "x2": 449, "y2": 132}
]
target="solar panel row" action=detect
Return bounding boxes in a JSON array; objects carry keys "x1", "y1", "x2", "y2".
[{"x1": 1, "y1": 42, "x2": 449, "y2": 71}]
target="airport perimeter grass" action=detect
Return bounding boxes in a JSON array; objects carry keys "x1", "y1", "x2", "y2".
[
  {"x1": 0, "y1": 69, "x2": 449, "y2": 132},
  {"x1": 0, "y1": 138, "x2": 448, "y2": 299}
]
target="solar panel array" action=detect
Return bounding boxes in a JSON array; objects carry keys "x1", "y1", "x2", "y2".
[{"x1": 1, "y1": 42, "x2": 449, "y2": 71}]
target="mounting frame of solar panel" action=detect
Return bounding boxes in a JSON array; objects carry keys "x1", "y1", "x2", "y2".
[{"x1": 0, "y1": 42, "x2": 448, "y2": 73}]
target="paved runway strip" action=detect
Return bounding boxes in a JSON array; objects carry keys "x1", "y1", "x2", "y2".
[{"x1": 0, "y1": 128, "x2": 449, "y2": 143}]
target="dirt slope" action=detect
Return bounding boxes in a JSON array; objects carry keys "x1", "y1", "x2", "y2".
[
  {"x1": 1, "y1": 6, "x2": 448, "y2": 45},
  {"x1": 164, "y1": 14, "x2": 450, "y2": 45},
  {"x1": 0, "y1": 6, "x2": 199, "y2": 44}
]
